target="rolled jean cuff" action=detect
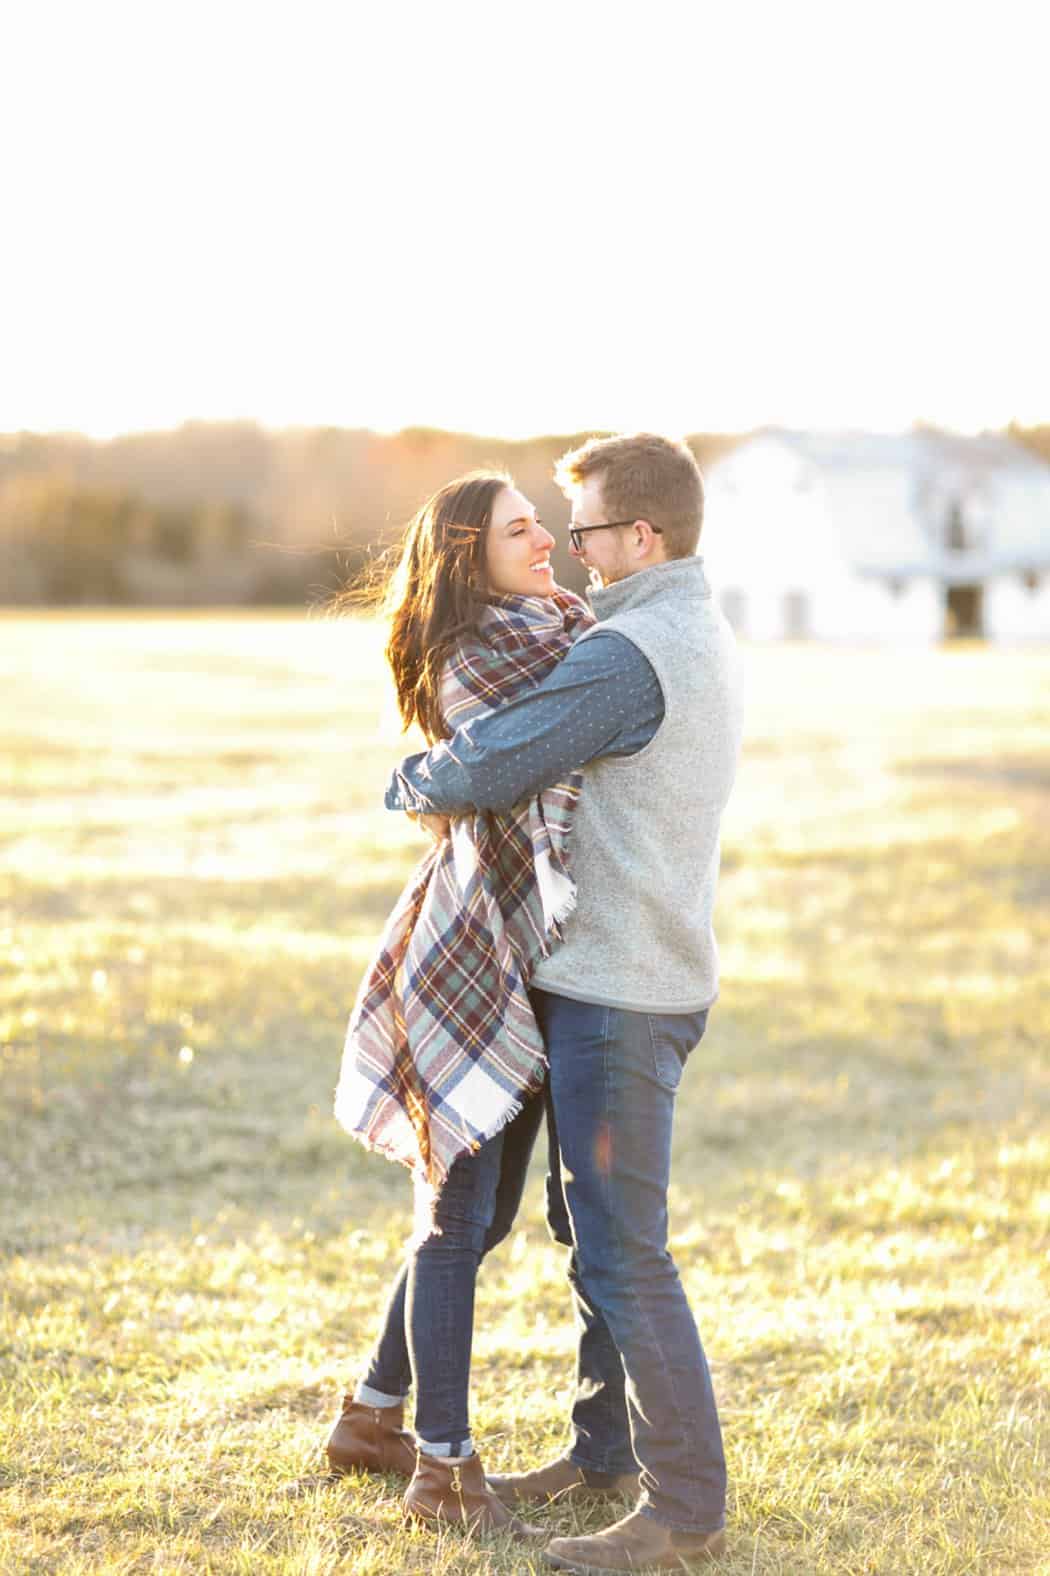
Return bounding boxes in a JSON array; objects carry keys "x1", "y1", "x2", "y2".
[
  {"x1": 354, "y1": 1381, "x2": 407, "y2": 1408},
  {"x1": 417, "y1": 1436, "x2": 475, "y2": 1459}
]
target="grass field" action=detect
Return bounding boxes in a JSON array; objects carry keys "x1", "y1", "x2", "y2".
[{"x1": 2, "y1": 613, "x2": 1049, "y2": 1575}]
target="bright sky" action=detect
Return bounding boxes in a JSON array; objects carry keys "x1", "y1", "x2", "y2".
[{"x1": 3, "y1": 0, "x2": 1048, "y2": 440}]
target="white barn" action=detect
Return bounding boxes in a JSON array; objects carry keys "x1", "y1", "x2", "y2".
[{"x1": 702, "y1": 428, "x2": 1050, "y2": 642}]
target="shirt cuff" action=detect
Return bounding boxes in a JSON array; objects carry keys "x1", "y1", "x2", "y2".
[{"x1": 385, "y1": 753, "x2": 434, "y2": 812}]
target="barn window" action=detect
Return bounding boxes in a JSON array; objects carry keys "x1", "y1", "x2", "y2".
[
  {"x1": 720, "y1": 588, "x2": 747, "y2": 634},
  {"x1": 888, "y1": 578, "x2": 905, "y2": 599},
  {"x1": 945, "y1": 503, "x2": 967, "y2": 553},
  {"x1": 783, "y1": 590, "x2": 810, "y2": 640},
  {"x1": 1022, "y1": 569, "x2": 1040, "y2": 594}
]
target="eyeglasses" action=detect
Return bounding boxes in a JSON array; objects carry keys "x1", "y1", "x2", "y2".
[{"x1": 568, "y1": 519, "x2": 663, "y2": 553}]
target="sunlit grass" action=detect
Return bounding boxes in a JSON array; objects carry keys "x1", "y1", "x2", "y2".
[{"x1": 1, "y1": 614, "x2": 1048, "y2": 1573}]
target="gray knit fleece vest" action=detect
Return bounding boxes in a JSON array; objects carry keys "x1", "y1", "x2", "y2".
[{"x1": 531, "y1": 555, "x2": 743, "y2": 1013}]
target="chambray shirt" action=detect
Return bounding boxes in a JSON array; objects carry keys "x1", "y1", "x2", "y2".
[{"x1": 385, "y1": 630, "x2": 664, "y2": 815}]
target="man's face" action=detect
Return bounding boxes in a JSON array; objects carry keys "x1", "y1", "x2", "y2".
[{"x1": 568, "y1": 475, "x2": 633, "y2": 589}]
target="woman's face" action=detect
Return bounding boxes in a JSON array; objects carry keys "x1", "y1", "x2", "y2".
[{"x1": 483, "y1": 486, "x2": 556, "y2": 597}]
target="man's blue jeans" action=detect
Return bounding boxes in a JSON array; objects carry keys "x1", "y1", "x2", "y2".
[
  {"x1": 359, "y1": 1089, "x2": 544, "y2": 1450},
  {"x1": 532, "y1": 987, "x2": 727, "y2": 1535}
]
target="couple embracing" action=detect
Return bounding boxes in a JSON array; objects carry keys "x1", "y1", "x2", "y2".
[{"x1": 329, "y1": 431, "x2": 743, "y2": 1573}]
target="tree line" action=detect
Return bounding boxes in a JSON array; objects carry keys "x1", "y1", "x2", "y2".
[{"x1": 1, "y1": 421, "x2": 1046, "y2": 607}]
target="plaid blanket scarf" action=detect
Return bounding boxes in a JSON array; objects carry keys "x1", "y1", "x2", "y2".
[{"x1": 334, "y1": 586, "x2": 594, "y2": 1195}]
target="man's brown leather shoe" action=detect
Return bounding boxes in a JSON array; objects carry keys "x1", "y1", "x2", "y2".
[
  {"x1": 487, "y1": 1454, "x2": 639, "y2": 1507},
  {"x1": 403, "y1": 1449, "x2": 544, "y2": 1542},
  {"x1": 545, "y1": 1507, "x2": 725, "y2": 1572},
  {"x1": 325, "y1": 1394, "x2": 417, "y2": 1478}
]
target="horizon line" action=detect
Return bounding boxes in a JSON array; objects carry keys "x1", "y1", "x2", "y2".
[{"x1": 3, "y1": 415, "x2": 1048, "y2": 447}]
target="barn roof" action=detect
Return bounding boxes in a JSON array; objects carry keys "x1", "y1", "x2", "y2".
[{"x1": 708, "y1": 428, "x2": 1050, "y2": 579}]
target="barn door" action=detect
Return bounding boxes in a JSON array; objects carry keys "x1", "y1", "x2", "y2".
[{"x1": 945, "y1": 584, "x2": 984, "y2": 638}]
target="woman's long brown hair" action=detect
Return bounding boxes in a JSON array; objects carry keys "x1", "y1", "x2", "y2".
[{"x1": 346, "y1": 470, "x2": 512, "y2": 742}]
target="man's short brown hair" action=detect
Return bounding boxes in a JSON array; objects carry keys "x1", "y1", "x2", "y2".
[{"x1": 554, "y1": 432, "x2": 704, "y2": 559}]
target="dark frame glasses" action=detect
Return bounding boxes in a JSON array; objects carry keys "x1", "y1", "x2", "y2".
[{"x1": 568, "y1": 519, "x2": 664, "y2": 552}]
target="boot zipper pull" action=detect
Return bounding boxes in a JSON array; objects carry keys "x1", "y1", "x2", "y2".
[{"x1": 451, "y1": 1460, "x2": 466, "y2": 1517}]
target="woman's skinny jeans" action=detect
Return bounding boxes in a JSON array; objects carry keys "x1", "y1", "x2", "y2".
[{"x1": 358, "y1": 1089, "x2": 544, "y2": 1450}]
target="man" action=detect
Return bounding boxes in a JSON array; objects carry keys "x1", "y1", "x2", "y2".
[{"x1": 386, "y1": 432, "x2": 744, "y2": 1572}]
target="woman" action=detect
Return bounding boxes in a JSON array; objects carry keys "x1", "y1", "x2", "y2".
[{"x1": 327, "y1": 472, "x2": 591, "y2": 1537}]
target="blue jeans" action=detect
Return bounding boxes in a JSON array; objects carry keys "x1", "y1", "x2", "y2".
[
  {"x1": 360, "y1": 1089, "x2": 544, "y2": 1449},
  {"x1": 532, "y1": 988, "x2": 726, "y2": 1535}
]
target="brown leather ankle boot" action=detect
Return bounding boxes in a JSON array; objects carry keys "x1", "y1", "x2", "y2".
[
  {"x1": 546, "y1": 1508, "x2": 725, "y2": 1570},
  {"x1": 487, "y1": 1453, "x2": 639, "y2": 1506},
  {"x1": 403, "y1": 1449, "x2": 544, "y2": 1541},
  {"x1": 325, "y1": 1394, "x2": 417, "y2": 1478}
]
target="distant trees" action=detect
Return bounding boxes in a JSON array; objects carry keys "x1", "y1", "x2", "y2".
[
  {"x1": 0, "y1": 474, "x2": 273, "y2": 606},
  {"x1": 1008, "y1": 422, "x2": 1050, "y2": 468},
  {"x1": 0, "y1": 420, "x2": 742, "y2": 606},
  {"x1": 0, "y1": 477, "x2": 134, "y2": 603}
]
